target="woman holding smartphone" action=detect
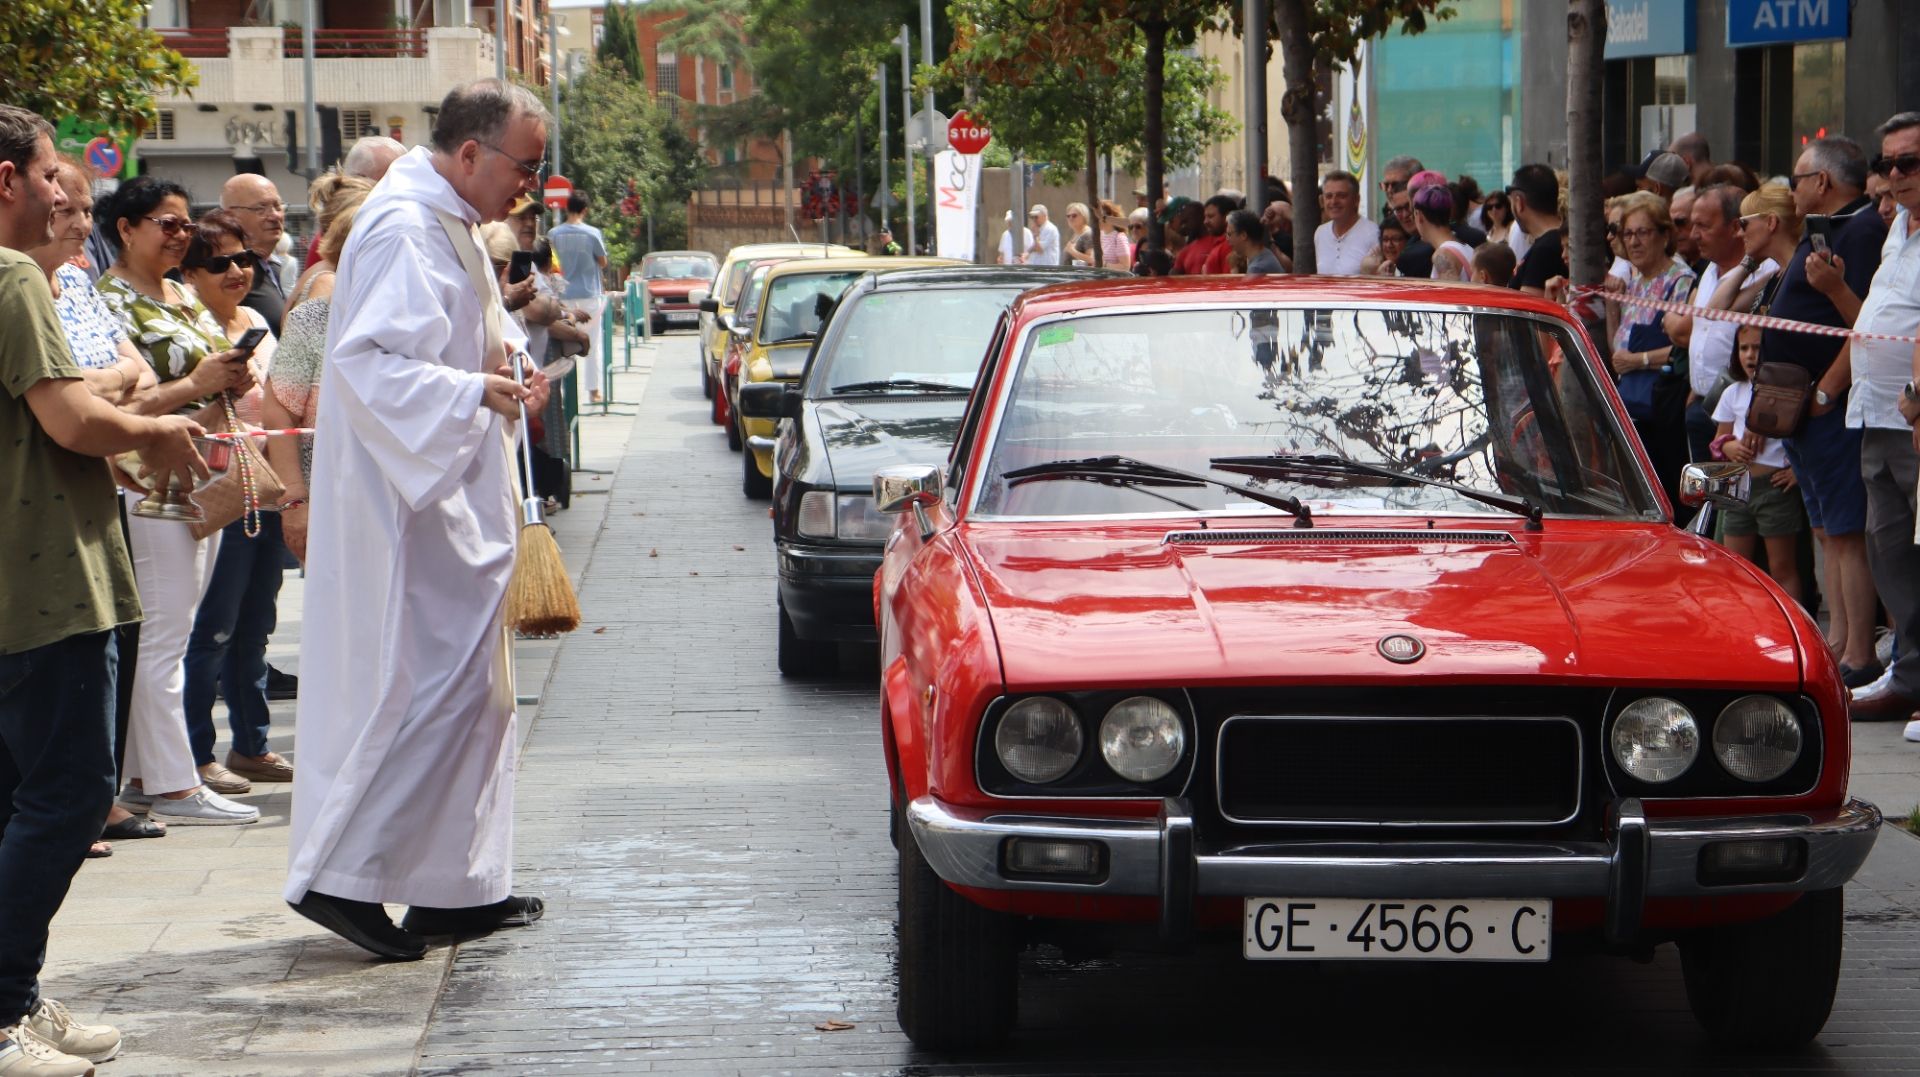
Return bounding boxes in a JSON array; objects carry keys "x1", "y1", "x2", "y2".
[
  {"x1": 177, "y1": 212, "x2": 296, "y2": 794},
  {"x1": 97, "y1": 184, "x2": 262, "y2": 827}
]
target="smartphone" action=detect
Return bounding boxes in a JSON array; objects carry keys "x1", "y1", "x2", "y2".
[
  {"x1": 230, "y1": 326, "x2": 269, "y2": 358},
  {"x1": 1804, "y1": 214, "x2": 1832, "y2": 255},
  {"x1": 508, "y1": 250, "x2": 537, "y2": 285}
]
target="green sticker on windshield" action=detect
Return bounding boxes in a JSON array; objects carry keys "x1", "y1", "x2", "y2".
[{"x1": 1035, "y1": 324, "x2": 1075, "y2": 347}]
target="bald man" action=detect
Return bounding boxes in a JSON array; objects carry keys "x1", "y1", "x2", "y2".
[{"x1": 220, "y1": 173, "x2": 289, "y2": 327}]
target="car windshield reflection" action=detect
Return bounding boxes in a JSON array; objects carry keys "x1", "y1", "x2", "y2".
[
  {"x1": 974, "y1": 306, "x2": 1658, "y2": 521},
  {"x1": 817, "y1": 287, "x2": 1023, "y2": 396}
]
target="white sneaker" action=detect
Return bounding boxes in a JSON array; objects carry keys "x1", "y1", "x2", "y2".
[
  {"x1": 115, "y1": 786, "x2": 154, "y2": 815},
  {"x1": 0, "y1": 1023, "x2": 92, "y2": 1076},
  {"x1": 24, "y1": 1001, "x2": 117, "y2": 1064},
  {"x1": 1854, "y1": 665, "x2": 1897, "y2": 701},
  {"x1": 1905, "y1": 719, "x2": 1920, "y2": 744},
  {"x1": 148, "y1": 789, "x2": 258, "y2": 826}
]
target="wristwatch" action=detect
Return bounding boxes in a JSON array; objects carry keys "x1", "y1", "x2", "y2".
[
  {"x1": 1737, "y1": 255, "x2": 1759, "y2": 273},
  {"x1": 1814, "y1": 388, "x2": 1833, "y2": 407}
]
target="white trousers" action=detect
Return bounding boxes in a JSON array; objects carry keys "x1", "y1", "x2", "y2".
[
  {"x1": 575, "y1": 294, "x2": 606, "y2": 399},
  {"x1": 123, "y1": 494, "x2": 221, "y2": 796}
]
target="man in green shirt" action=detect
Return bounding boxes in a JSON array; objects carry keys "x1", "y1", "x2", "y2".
[{"x1": 0, "y1": 105, "x2": 206, "y2": 1076}]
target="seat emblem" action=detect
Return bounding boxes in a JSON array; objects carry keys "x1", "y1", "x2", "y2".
[{"x1": 1377, "y1": 634, "x2": 1425, "y2": 664}]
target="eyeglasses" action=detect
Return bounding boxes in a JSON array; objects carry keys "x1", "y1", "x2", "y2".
[
  {"x1": 1788, "y1": 170, "x2": 1825, "y2": 191},
  {"x1": 1870, "y1": 153, "x2": 1920, "y2": 176},
  {"x1": 1672, "y1": 216, "x2": 1690, "y2": 229},
  {"x1": 142, "y1": 215, "x2": 192, "y2": 236},
  {"x1": 231, "y1": 200, "x2": 286, "y2": 215},
  {"x1": 185, "y1": 254, "x2": 252, "y2": 274},
  {"x1": 1618, "y1": 226, "x2": 1664, "y2": 241},
  {"x1": 482, "y1": 142, "x2": 546, "y2": 180}
]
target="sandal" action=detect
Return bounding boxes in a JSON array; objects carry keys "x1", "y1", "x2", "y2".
[
  {"x1": 86, "y1": 841, "x2": 112, "y2": 859},
  {"x1": 102, "y1": 816, "x2": 167, "y2": 840}
]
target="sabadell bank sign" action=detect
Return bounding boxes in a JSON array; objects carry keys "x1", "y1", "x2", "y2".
[{"x1": 1603, "y1": 0, "x2": 1694, "y2": 60}]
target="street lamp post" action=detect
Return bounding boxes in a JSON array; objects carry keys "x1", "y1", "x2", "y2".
[
  {"x1": 1243, "y1": 0, "x2": 1268, "y2": 211},
  {"x1": 898, "y1": 26, "x2": 914, "y2": 254},
  {"x1": 548, "y1": 5, "x2": 562, "y2": 179},
  {"x1": 302, "y1": 0, "x2": 319, "y2": 179},
  {"x1": 920, "y1": 0, "x2": 935, "y2": 253},
  {"x1": 876, "y1": 65, "x2": 890, "y2": 237}
]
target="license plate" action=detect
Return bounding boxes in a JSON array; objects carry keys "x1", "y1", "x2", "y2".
[
  {"x1": 1243, "y1": 898, "x2": 1550, "y2": 962},
  {"x1": 668, "y1": 311, "x2": 698, "y2": 322}
]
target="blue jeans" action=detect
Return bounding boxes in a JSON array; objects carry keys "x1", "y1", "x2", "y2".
[
  {"x1": 0, "y1": 631, "x2": 118, "y2": 1023},
  {"x1": 183, "y1": 514, "x2": 285, "y2": 763}
]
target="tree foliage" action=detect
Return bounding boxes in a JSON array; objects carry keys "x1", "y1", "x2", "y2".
[
  {"x1": 596, "y1": 2, "x2": 646, "y2": 83},
  {"x1": 659, "y1": 0, "x2": 752, "y2": 70},
  {"x1": 560, "y1": 62, "x2": 709, "y2": 262},
  {"x1": 0, "y1": 0, "x2": 197, "y2": 132}
]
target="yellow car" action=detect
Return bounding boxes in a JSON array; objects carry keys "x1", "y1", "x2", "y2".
[
  {"x1": 695, "y1": 242, "x2": 860, "y2": 402},
  {"x1": 732, "y1": 255, "x2": 954, "y2": 498}
]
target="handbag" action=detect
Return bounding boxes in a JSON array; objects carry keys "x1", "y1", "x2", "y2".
[
  {"x1": 1616, "y1": 320, "x2": 1672, "y2": 423},
  {"x1": 1740, "y1": 279, "x2": 1810, "y2": 439},
  {"x1": 186, "y1": 391, "x2": 285, "y2": 541}
]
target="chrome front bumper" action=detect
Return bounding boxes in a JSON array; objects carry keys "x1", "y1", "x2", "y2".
[{"x1": 906, "y1": 795, "x2": 1881, "y2": 943}]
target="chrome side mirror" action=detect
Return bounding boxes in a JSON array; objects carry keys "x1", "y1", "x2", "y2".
[
  {"x1": 874, "y1": 464, "x2": 944, "y2": 514},
  {"x1": 1678, "y1": 462, "x2": 1751, "y2": 509}
]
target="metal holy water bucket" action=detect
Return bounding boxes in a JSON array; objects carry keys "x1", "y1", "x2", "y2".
[{"x1": 127, "y1": 436, "x2": 231, "y2": 523}]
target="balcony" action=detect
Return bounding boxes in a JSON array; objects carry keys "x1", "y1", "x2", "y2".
[{"x1": 153, "y1": 26, "x2": 498, "y2": 107}]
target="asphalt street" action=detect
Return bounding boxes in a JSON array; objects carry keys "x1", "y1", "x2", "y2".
[{"x1": 407, "y1": 333, "x2": 1920, "y2": 1076}]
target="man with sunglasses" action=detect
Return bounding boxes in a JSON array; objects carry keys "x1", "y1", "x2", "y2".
[
  {"x1": 1763, "y1": 135, "x2": 1889, "y2": 716},
  {"x1": 1835, "y1": 113, "x2": 1920, "y2": 736},
  {"x1": 219, "y1": 174, "x2": 289, "y2": 330},
  {"x1": 284, "y1": 77, "x2": 554, "y2": 961}
]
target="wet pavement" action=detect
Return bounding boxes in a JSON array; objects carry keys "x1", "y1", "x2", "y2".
[{"x1": 409, "y1": 334, "x2": 1920, "y2": 1076}]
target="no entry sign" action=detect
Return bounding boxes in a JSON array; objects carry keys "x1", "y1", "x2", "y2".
[
  {"x1": 543, "y1": 175, "x2": 573, "y2": 210},
  {"x1": 947, "y1": 112, "x2": 990, "y2": 155}
]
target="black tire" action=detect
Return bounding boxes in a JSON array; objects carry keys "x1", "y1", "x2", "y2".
[
  {"x1": 896, "y1": 804, "x2": 1017, "y2": 1051},
  {"x1": 1680, "y1": 887, "x2": 1843, "y2": 1051},
  {"x1": 742, "y1": 439, "x2": 771, "y2": 498},
  {"x1": 651, "y1": 316, "x2": 666, "y2": 335},
  {"x1": 777, "y1": 598, "x2": 836, "y2": 676},
  {"x1": 701, "y1": 357, "x2": 715, "y2": 399},
  {"x1": 725, "y1": 380, "x2": 744, "y2": 452}
]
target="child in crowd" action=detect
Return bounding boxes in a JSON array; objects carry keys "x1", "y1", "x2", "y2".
[
  {"x1": 1471, "y1": 242, "x2": 1516, "y2": 288},
  {"x1": 1711, "y1": 324, "x2": 1805, "y2": 604}
]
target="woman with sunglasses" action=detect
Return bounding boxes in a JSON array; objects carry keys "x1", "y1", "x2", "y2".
[
  {"x1": 96, "y1": 177, "x2": 262, "y2": 828},
  {"x1": 1481, "y1": 192, "x2": 1518, "y2": 251},
  {"x1": 178, "y1": 211, "x2": 297, "y2": 798}
]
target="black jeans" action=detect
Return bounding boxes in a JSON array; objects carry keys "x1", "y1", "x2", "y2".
[
  {"x1": 0, "y1": 631, "x2": 118, "y2": 1023},
  {"x1": 183, "y1": 514, "x2": 285, "y2": 763}
]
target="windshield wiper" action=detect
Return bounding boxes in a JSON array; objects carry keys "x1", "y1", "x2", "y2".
[
  {"x1": 1210, "y1": 453, "x2": 1543, "y2": 531},
  {"x1": 1001, "y1": 455, "x2": 1313, "y2": 527},
  {"x1": 830, "y1": 378, "x2": 971, "y2": 394}
]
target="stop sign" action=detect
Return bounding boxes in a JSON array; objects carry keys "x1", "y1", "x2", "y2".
[
  {"x1": 542, "y1": 174, "x2": 573, "y2": 210},
  {"x1": 947, "y1": 111, "x2": 990, "y2": 155}
]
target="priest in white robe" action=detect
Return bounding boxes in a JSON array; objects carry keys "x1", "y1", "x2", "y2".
[{"x1": 285, "y1": 78, "x2": 552, "y2": 960}]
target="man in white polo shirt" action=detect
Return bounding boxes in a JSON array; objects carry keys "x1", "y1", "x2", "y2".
[
  {"x1": 1665, "y1": 182, "x2": 1774, "y2": 465},
  {"x1": 1312, "y1": 172, "x2": 1376, "y2": 276}
]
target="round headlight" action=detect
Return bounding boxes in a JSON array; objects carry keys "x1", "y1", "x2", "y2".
[
  {"x1": 1098, "y1": 696, "x2": 1186, "y2": 783},
  {"x1": 1610, "y1": 697, "x2": 1699, "y2": 783},
  {"x1": 995, "y1": 697, "x2": 1083, "y2": 784},
  {"x1": 1713, "y1": 695, "x2": 1804, "y2": 783}
]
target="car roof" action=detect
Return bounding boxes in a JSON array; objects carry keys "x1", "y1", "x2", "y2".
[
  {"x1": 721, "y1": 242, "x2": 860, "y2": 264},
  {"x1": 761, "y1": 255, "x2": 955, "y2": 281},
  {"x1": 1004, "y1": 274, "x2": 1580, "y2": 324},
  {"x1": 868, "y1": 265, "x2": 1126, "y2": 291},
  {"x1": 642, "y1": 250, "x2": 716, "y2": 260}
]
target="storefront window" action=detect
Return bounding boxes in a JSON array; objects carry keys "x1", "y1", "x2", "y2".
[
  {"x1": 1652, "y1": 55, "x2": 1693, "y2": 105},
  {"x1": 1790, "y1": 41, "x2": 1846, "y2": 151}
]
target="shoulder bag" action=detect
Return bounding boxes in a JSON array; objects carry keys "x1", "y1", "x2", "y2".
[
  {"x1": 1741, "y1": 277, "x2": 1809, "y2": 439},
  {"x1": 187, "y1": 390, "x2": 285, "y2": 541}
]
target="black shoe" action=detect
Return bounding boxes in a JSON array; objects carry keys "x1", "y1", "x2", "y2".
[
  {"x1": 266, "y1": 666, "x2": 298, "y2": 701},
  {"x1": 288, "y1": 891, "x2": 427, "y2": 960},
  {"x1": 1840, "y1": 661, "x2": 1886, "y2": 689},
  {"x1": 400, "y1": 895, "x2": 545, "y2": 937}
]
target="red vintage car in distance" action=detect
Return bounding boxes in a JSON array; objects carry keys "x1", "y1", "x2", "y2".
[
  {"x1": 637, "y1": 249, "x2": 717, "y2": 334},
  {"x1": 872, "y1": 276, "x2": 1880, "y2": 1053}
]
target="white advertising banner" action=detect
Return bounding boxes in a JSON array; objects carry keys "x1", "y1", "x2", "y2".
[{"x1": 934, "y1": 149, "x2": 982, "y2": 262}]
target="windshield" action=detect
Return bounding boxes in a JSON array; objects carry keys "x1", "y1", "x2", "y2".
[
  {"x1": 725, "y1": 257, "x2": 783, "y2": 305},
  {"x1": 643, "y1": 255, "x2": 716, "y2": 280},
  {"x1": 758, "y1": 270, "x2": 865, "y2": 343},
  {"x1": 974, "y1": 306, "x2": 1658, "y2": 521},
  {"x1": 813, "y1": 286, "x2": 1023, "y2": 394},
  {"x1": 736, "y1": 265, "x2": 777, "y2": 325}
]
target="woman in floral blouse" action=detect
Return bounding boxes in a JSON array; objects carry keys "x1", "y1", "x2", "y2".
[
  {"x1": 1605, "y1": 190, "x2": 1697, "y2": 510},
  {"x1": 96, "y1": 177, "x2": 261, "y2": 828}
]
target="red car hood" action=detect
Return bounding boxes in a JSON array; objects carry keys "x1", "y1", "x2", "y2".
[{"x1": 961, "y1": 520, "x2": 1802, "y2": 690}]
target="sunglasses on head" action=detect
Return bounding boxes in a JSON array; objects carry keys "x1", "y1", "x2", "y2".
[
  {"x1": 186, "y1": 253, "x2": 251, "y2": 274},
  {"x1": 1870, "y1": 153, "x2": 1920, "y2": 176}
]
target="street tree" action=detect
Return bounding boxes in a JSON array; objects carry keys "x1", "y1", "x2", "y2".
[
  {"x1": 941, "y1": 0, "x2": 1233, "y2": 266},
  {"x1": 0, "y1": 0, "x2": 196, "y2": 133},
  {"x1": 659, "y1": 0, "x2": 753, "y2": 71},
  {"x1": 561, "y1": 62, "x2": 709, "y2": 263},
  {"x1": 1262, "y1": 0, "x2": 1452, "y2": 272},
  {"x1": 1565, "y1": 0, "x2": 1608, "y2": 294},
  {"x1": 597, "y1": 2, "x2": 647, "y2": 83}
]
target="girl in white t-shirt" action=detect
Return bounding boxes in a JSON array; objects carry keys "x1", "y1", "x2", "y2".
[{"x1": 1710, "y1": 324, "x2": 1805, "y2": 603}]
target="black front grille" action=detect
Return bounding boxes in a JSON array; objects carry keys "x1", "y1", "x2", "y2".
[{"x1": 1216, "y1": 716, "x2": 1581, "y2": 826}]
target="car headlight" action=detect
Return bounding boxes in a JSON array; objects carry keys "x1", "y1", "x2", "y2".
[
  {"x1": 1610, "y1": 696, "x2": 1699, "y2": 783},
  {"x1": 797, "y1": 491, "x2": 834, "y2": 538},
  {"x1": 995, "y1": 697, "x2": 1083, "y2": 784},
  {"x1": 1098, "y1": 696, "x2": 1185, "y2": 782},
  {"x1": 1712, "y1": 695, "x2": 1803, "y2": 782},
  {"x1": 834, "y1": 494, "x2": 891, "y2": 540}
]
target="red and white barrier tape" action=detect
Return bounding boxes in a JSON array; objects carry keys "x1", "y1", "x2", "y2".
[
  {"x1": 202, "y1": 428, "x2": 314, "y2": 442},
  {"x1": 1571, "y1": 285, "x2": 1920, "y2": 346}
]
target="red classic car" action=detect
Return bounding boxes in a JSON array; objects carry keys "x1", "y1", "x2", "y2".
[
  {"x1": 637, "y1": 249, "x2": 717, "y2": 333},
  {"x1": 872, "y1": 276, "x2": 1880, "y2": 1052}
]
